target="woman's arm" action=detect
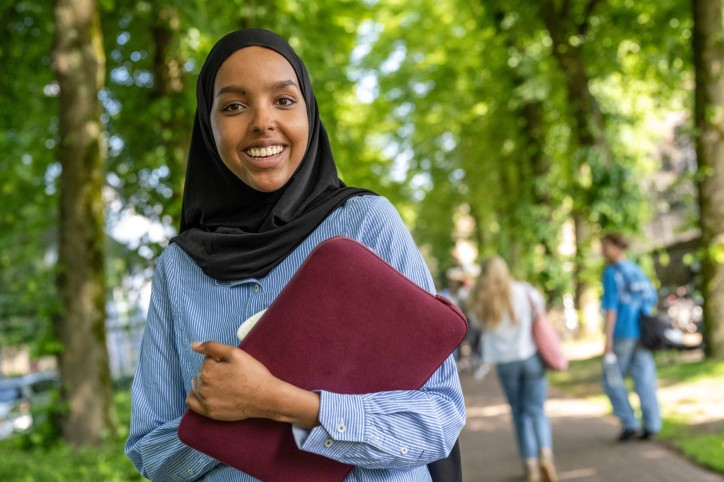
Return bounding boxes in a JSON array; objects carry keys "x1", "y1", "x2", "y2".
[
  {"x1": 125, "y1": 255, "x2": 219, "y2": 481},
  {"x1": 289, "y1": 196, "x2": 465, "y2": 469},
  {"x1": 292, "y1": 355, "x2": 464, "y2": 470}
]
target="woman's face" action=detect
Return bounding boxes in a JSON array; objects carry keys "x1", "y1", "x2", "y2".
[{"x1": 210, "y1": 46, "x2": 309, "y2": 192}]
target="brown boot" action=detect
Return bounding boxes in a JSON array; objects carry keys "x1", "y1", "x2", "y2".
[
  {"x1": 524, "y1": 458, "x2": 541, "y2": 482},
  {"x1": 539, "y1": 454, "x2": 558, "y2": 482}
]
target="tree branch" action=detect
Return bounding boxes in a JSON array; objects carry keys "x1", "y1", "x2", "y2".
[
  {"x1": 578, "y1": 0, "x2": 605, "y2": 36},
  {"x1": 538, "y1": 0, "x2": 564, "y2": 50},
  {"x1": 562, "y1": 0, "x2": 571, "y2": 19}
]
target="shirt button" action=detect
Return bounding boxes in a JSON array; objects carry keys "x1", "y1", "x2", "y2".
[
  {"x1": 324, "y1": 439, "x2": 334, "y2": 448},
  {"x1": 337, "y1": 423, "x2": 346, "y2": 433},
  {"x1": 187, "y1": 468, "x2": 194, "y2": 475},
  {"x1": 253, "y1": 284, "x2": 260, "y2": 292},
  {"x1": 400, "y1": 447, "x2": 409, "y2": 455}
]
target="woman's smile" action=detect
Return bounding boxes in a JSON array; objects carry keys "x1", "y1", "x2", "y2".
[
  {"x1": 242, "y1": 143, "x2": 288, "y2": 169},
  {"x1": 244, "y1": 145, "x2": 285, "y2": 159}
]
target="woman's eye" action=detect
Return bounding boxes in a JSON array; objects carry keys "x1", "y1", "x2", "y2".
[
  {"x1": 277, "y1": 97, "x2": 296, "y2": 107},
  {"x1": 222, "y1": 102, "x2": 244, "y2": 112}
]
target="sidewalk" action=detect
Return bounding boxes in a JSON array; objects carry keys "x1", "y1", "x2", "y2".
[{"x1": 458, "y1": 369, "x2": 723, "y2": 482}]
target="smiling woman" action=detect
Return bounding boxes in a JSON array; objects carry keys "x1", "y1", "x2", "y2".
[
  {"x1": 171, "y1": 29, "x2": 372, "y2": 282},
  {"x1": 124, "y1": 28, "x2": 465, "y2": 482}
]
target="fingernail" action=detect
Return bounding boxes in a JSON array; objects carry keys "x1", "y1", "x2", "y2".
[{"x1": 191, "y1": 341, "x2": 201, "y2": 348}]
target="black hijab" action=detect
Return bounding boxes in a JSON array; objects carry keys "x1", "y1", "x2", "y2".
[{"x1": 171, "y1": 29, "x2": 374, "y2": 281}]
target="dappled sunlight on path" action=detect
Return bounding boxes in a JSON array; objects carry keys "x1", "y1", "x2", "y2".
[
  {"x1": 658, "y1": 378, "x2": 724, "y2": 425},
  {"x1": 459, "y1": 369, "x2": 724, "y2": 482}
]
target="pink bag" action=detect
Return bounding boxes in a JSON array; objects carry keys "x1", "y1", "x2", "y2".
[{"x1": 526, "y1": 289, "x2": 568, "y2": 371}]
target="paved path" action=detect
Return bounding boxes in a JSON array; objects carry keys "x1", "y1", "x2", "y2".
[{"x1": 458, "y1": 369, "x2": 723, "y2": 482}]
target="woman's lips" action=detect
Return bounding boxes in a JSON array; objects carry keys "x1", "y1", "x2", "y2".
[
  {"x1": 244, "y1": 145, "x2": 284, "y2": 158},
  {"x1": 242, "y1": 146, "x2": 286, "y2": 168}
]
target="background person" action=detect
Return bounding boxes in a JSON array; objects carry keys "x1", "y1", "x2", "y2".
[
  {"x1": 600, "y1": 233, "x2": 661, "y2": 441},
  {"x1": 468, "y1": 256, "x2": 558, "y2": 482}
]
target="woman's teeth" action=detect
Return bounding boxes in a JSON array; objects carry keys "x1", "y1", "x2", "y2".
[{"x1": 245, "y1": 145, "x2": 284, "y2": 158}]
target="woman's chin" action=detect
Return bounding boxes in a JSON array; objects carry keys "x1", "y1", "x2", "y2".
[{"x1": 244, "y1": 173, "x2": 292, "y2": 193}]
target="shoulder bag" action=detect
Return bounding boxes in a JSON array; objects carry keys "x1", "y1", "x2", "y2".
[{"x1": 525, "y1": 287, "x2": 568, "y2": 371}]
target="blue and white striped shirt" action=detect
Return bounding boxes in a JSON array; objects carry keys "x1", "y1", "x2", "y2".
[{"x1": 125, "y1": 195, "x2": 466, "y2": 481}]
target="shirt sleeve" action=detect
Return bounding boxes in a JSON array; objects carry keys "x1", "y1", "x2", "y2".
[
  {"x1": 125, "y1": 254, "x2": 219, "y2": 481},
  {"x1": 601, "y1": 266, "x2": 619, "y2": 312},
  {"x1": 291, "y1": 196, "x2": 466, "y2": 470}
]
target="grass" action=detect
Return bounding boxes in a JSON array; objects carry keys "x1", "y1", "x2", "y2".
[
  {"x1": 661, "y1": 418, "x2": 724, "y2": 475},
  {"x1": 549, "y1": 346, "x2": 724, "y2": 475},
  {"x1": 547, "y1": 353, "x2": 603, "y2": 397},
  {"x1": 657, "y1": 356, "x2": 724, "y2": 384}
]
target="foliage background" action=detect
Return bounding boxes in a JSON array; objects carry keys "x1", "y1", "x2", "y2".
[
  {"x1": 0, "y1": 0, "x2": 702, "y2": 349},
  {"x1": 0, "y1": 0, "x2": 720, "y2": 473}
]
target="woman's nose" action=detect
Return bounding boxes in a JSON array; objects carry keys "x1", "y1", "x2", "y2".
[{"x1": 250, "y1": 105, "x2": 275, "y2": 132}]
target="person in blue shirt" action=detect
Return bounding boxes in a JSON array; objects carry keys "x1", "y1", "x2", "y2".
[
  {"x1": 600, "y1": 233, "x2": 661, "y2": 442},
  {"x1": 124, "y1": 29, "x2": 465, "y2": 481}
]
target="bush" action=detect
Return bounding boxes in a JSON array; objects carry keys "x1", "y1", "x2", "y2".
[{"x1": 0, "y1": 387, "x2": 143, "y2": 481}]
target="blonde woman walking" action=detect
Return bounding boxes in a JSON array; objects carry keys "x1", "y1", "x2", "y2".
[{"x1": 469, "y1": 256, "x2": 558, "y2": 482}]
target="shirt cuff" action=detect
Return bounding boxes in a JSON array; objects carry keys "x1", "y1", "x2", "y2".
[{"x1": 292, "y1": 390, "x2": 366, "y2": 454}]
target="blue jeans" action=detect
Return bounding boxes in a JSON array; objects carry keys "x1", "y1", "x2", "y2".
[
  {"x1": 496, "y1": 353, "x2": 553, "y2": 459},
  {"x1": 602, "y1": 338, "x2": 661, "y2": 433}
]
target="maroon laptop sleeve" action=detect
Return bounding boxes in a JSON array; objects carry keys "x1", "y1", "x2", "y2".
[{"x1": 178, "y1": 236, "x2": 467, "y2": 482}]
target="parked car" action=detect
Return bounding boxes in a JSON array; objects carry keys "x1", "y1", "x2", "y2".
[
  {"x1": 661, "y1": 285, "x2": 704, "y2": 334},
  {"x1": 0, "y1": 371, "x2": 59, "y2": 440}
]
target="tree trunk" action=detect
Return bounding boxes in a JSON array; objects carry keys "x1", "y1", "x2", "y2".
[
  {"x1": 150, "y1": 5, "x2": 188, "y2": 227},
  {"x1": 52, "y1": 0, "x2": 113, "y2": 445},
  {"x1": 240, "y1": 0, "x2": 258, "y2": 29},
  {"x1": 572, "y1": 209, "x2": 599, "y2": 335},
  {"x1": 692, "y1": 0, "x2": 724, "y2": 359},
  {"x1": 537, "y1": 0, "x2": 609, "y2": 315},
  {"x1": 538, "y1": 0, "x2": 609, "y2": 158}
]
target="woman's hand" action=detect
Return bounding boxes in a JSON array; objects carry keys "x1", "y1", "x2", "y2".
[{"x1": 186, "y1": 341, "x2": 321, "y2": 429}]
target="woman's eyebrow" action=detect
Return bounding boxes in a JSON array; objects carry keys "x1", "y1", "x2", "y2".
[
  {"x1": 270, "y1": 79, "x2": 298, "y2": 90},
  {"x1": 216, "y1": 85, "x2": 247, "y2": 97},
  {"x1": 216, "y1": 80, "x2": 299, "y2": 97}
]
